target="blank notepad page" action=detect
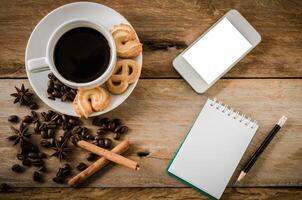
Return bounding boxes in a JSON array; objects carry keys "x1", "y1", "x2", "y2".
[{"x1": 168, "y1": 99, "x2": 258, "y2": 199}]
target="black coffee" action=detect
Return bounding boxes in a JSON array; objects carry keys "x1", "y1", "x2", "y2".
[{"x1": 54, "y1": 27, "x2": 110, "y2": 83}]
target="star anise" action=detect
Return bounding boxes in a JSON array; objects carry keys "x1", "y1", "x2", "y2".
[
  {"x1": 51, "y1": 139, "x2": 71, "y2": 161},
  {"x1": 7, "y1": 123, "x2": 31, "y2": 145},
  {"x1": 10, "y1": 84, "x2": 33, "y2": 106}
]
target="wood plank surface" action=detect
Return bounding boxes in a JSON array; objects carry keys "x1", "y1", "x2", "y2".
[
  {"x1": 0, "y1": 79, "x2": 301, "y2": 187},
  {"x1": 1, "y1": 187, "x2": 302, "y2": 200},
  {"x1": 0, "y1": 0, "x2": 302, "y2": 78}
]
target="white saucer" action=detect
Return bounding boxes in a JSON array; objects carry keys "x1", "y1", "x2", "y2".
[{"x1": 25, "y1": 2, "x2": 142, "y2": 117}]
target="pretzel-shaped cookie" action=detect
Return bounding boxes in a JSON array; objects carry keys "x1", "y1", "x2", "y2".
[
  {"x1": 73, "y1": 87, "x2": 109, "y2": 118},
  {"x1": 111, "y1": 24, "x2": 142, "y2": 58},
  {"x1": 106, "y1": 59, "x2": 141, "y2": 94}
]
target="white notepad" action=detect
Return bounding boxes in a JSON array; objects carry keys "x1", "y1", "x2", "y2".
[{"x1": 167, "y1": 98, "x2": 259, "y2": 199}]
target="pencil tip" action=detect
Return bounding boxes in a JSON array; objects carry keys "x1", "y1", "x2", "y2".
[{"x1": 237, "y1": 171, "x2": 246, "y2": 182}]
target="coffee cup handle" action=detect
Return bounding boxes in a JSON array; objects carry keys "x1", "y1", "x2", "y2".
[{"x1": 27, "y1": 57, "x2": 50, "y2": 73}]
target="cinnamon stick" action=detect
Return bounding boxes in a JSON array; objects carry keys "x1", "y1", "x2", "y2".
[
  {"x1": 77, "y1": 140, "x2": 139, "y2": 171},
  {"x1": 68, "y1": 140, "x2": 130, "y2": 187}
]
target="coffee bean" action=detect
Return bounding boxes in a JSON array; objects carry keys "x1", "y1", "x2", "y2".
[
  {"x1": 38, "y1": 152, "x2": 47, "y2": 159},
  {"x1": 107, "y1": 121, "x2": 116, "y2": 131},
  {"x1": 94, "y1": 135, "x2": 102, "y2": 141},
  {"x1": 28, "y1": 152, "x2": 39, "y2": 159},
  {"x1": 34, "y1": 122, "x2": 40, "y2": 133},
  {"x1": 87, "y1": 153, "x2": 98, "y2": 162},
  {"x1": 62, "y1": 115, "x2": 69, "y2": 122},
  {"x1": 113, "y1": 132, "x2": 121, "y2": 140},
  {"x1": 76, "y1": 162, "x2": 88, "y2": 171},
  {"x1": 61, "y1": 94, "x2": 67, "y2": 102},
  {"x1": 97, "y1": 127, "x2": 106, "y2": 135},
  {"x1": 32, "y1": 159, "x2": 44, "y2": 167},
  {"x1": 39, "y1": 123, "x2": 47, "y2": 131},
  {"x1": 0, "y1": 183, "x2": 12, "y2": 191},
  {"x1": 47, "y1": 110, "x2": 55, "y2": 118},
  {"x1": 52, "y1": 176, "x2": 65, "y2": 184},
  {"x1": 40, "y1": 139, "x2": 52, "y2": 148},
  {"x1": 48, "y1": 80, "x2": 54, "y2": 88},
  {"x1": 29, "y1": 102, "x2": 38, "y2": 110},
  {"x1": 112, "y1": 118, "x2": 122, "y2": 126},
  {"x1": 33, "y1": 171, "x2": 43, "y2": 182},
  {"x1": 54, "y1": 84, "x2": 61, "y2": 90},
  {"x1": 16, "y1": 153, "x2": 25, "y2": 161},
  {"x1": 41, "y1": 130, "x2": 48, "y2": 139},
  {"x1": 56, "y1": 118, "x2": 63, "y2": 125},
  {"x1": 73, "y1": 126, "x2": 82, "y2": 134},
  {"x1": 41, "y1": 112, "x2": 49, "y2": 122},
  {"x1": 113, "y1": 125, "x2": 122, "y2": 133},
  {"x1": 97, "y1": 138, "x2": 105, "y2": 148},
  {"x1": 23, "y1": 115, "x2": 33, "y2": 123},
  {"x1": 48, "y1": 94, "x2": 55, "y2": 100},
  {"x1": 22, "y1": 158, "x2": 32, "y2": 166},
  {"x1": 11, "y1": 164, "x2": 23, "y2": 173},
  {"x1": 52, "y1": 90, "x2": 61, "y2": 98},
  {"x1": 47, "y1": 129, "x2": 55, "y2": 138},
  {"x1": 68, "y1": 118, "x2": 78, "y2": 125},
  {"x1": 48, "y1": 73, "x2": 54, "y2": 79},
  {"x1": 38, "y1": 166, "x2": 47, "y2": 172},
  {"x1": 8, "y1": 115, "x2": 19, "y2": 123},
  {"x1": 103, "y1": 138, "x2": 112, "y2": 148},
  {"x1": 119, "y1": 126, "x2": 129, "y2": 134}
]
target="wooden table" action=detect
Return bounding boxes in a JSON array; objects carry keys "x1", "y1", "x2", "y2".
[{"x1": 0, "y1": 0, "x2": 301, "y2": 199}]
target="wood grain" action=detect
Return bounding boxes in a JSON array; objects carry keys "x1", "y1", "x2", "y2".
[
  {"x1": 0, "y1": 0, "x2": 302, "y2": 78},
  {"x1": 1, "y1": 188, "x2": 302, "y2": 200},
  {"x1": 0, "y1": 79, "x2": 301, "y2": 187}
]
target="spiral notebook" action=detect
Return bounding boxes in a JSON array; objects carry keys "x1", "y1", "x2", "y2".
[{"x1": 167, "y1": 98, "x2": 259, "y2": 199}]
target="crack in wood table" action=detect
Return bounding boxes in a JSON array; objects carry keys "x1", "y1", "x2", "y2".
[{"x1": 0, "y1": 0, "x2": 301, "y2": 199}]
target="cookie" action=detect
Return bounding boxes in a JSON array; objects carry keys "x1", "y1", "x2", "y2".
[
  {"x1": 106, "y1": 59, "x2": 141, "y2": 94},
  {"x1": 73, "y1": 87, "x2": 110, "y2": 118},
  {"x1": 111, "y1": 24, "x2": 142, "y2": 58}
]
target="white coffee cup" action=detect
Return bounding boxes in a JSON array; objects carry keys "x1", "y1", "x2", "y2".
[{"x1": 27, "y1": 19, "x2": 116, "y2": 89}]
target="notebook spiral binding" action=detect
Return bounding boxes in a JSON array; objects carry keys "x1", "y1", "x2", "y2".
[{"x1": 210, "y1": 98, "x2": 258, "y2": 129}]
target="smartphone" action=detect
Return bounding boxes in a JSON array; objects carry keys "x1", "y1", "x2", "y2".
[{"x1": 173, "y1": 10, "x2": 261, "y2": 93}]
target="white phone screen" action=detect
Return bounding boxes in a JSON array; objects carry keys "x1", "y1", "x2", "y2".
[{"x1": 182, "y1": 18, "x2": 252, "y2": 84}]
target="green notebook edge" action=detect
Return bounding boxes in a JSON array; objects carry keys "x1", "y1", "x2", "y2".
[{"x1": 165, "y1": 124, "x2": 218, "y2": 200}]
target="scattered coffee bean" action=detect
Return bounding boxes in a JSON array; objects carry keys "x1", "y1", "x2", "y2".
[
  {"x1": 87, "y1": 153, "x2": 98, "y2": 162},
  {"x1": 39, "y1": 152, "x2": 47, "y2": 159},
  {"x1": 107, "y1": 121, "x2": 116, "y2": 131},
  {"x1": 119, "y1": 126, "x2": 129, "y2": 134},
  {"x1": 22, "y1": 158, "x2": 32, "y2": 166},
  {"x1": 113, "y1": 132, "x2": 121, "y2": 140},
  {"x1": 8, "y1": 115, "x2": 19, "y2": 123},
  {"x1": 34, "y1": 122, "x2": 40, "y2": 133},
  {"x1": 76, "y1": 162, "x2": 88, "y2": 171},
  {"x1": 52, "y1": 176, "x2": 65, "y2": 184},
  {"x1": 31, "y1": 159, "x2": 44, "y2": 167},
  {"x1": 16, "y1": 154, "x2": 25, "y2": 161},
  {"x1": 29, "y1": 102, "x2": 38, "y2": 110},
  {"x1": 28, "y1": 152, "x2": 39, "y2": 159},
  {"x1": 33, "y1": 171, "x2": 43, "y2": 182},
  {"x1": 47, "y1": 129, "x2": 55, "y2": 138},
  {"x1": 97, "y1": 127, "x2": 106, "y2": 135},
  {"x1": 137, "y1": 151, "x2": 150, "y2": 157},
  {"x1": 0, "y1": 183, "x2": 12, "y2": 192},
  {"x1": 38, "y1": 166, "x2": 47, "y2": 172},
  {"x1": 41, "y1": 131, "x2": 48, "y2": 139},
  {"x1": 39, "y1": 123, "x2": 47, "y2": 131},
  {"x1": 103, "y1": 138, "x2": 112, "y2": 149},
  {"x1": 112, "y1": 118, "x2": 122, "y2": 126},
  {"x1": 11, "y1": 164, "x2": 23, "y2": 173},
  {"x1": 40, "y1": 139, "x2": 52, "y2": 148},
  {"x1": 23, "y1": 115, "x2": 33, "y2": 123}
]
